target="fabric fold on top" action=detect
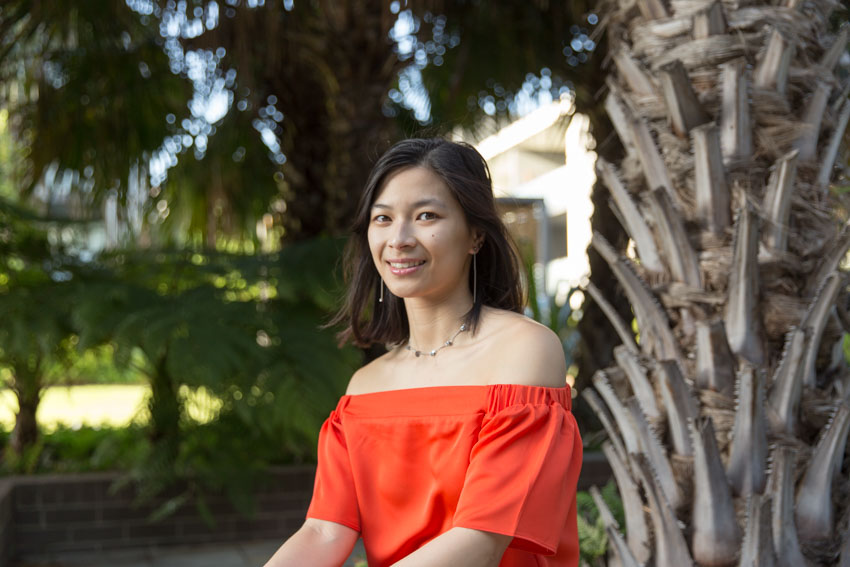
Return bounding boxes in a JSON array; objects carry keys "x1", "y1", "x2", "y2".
[{"x1": 306, "y1": 383, "x2": 582, "y2": 567}]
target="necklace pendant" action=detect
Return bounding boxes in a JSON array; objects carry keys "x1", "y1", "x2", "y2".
[{"x1": 406, "y1": 322, "x2": 467, "y2": 358}]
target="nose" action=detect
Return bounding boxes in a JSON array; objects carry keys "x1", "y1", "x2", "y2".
[{"x1": 389, "y1": 219, "x2": 416, "y2": 249}]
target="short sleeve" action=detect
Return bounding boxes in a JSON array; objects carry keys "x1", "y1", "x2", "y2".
[
  {"x1": 452, "y1": 384, "x2": 582, "y2": 555},
  {"x1": 305, "y1": 401, "x2": 361, "y2": 532}
]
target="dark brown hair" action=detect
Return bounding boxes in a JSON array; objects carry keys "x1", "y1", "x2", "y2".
[{"x1": 331, "y1": 138, "x2": 523, "y2": 348}]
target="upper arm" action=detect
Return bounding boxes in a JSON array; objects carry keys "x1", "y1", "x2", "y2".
[{"x1": 489, "y1": 320, "x2": 566, "y2": 388}]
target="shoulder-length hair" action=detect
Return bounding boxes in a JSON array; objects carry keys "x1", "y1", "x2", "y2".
[{"x1": 330, "y1": 138, "x2": 524, "y2": 348}]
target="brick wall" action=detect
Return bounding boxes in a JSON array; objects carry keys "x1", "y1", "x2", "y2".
[
  {"x1": 2, "y1": 456, "x2": 611, "y2": 565},
  {"x1": 5, "y1": 466, "x2": 315, "y2": 565},
  {"x1": 0, "y1": 479, "x2": 13, "y2": 567}
]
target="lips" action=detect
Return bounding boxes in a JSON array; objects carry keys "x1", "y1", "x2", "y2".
[
  {"x1": 388, "y1": 260, "x2": 425, "y2": 269},
  {"x1": 387, "y1": 259, "x2": 426, "y2": 275}
]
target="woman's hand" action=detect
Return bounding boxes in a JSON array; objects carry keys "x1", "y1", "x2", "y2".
[
  {"x1": 390, "y1": 527, "x2": 512, "y2": 567},
  {"x1": 263, "y1": 518, "x2": 359, "y2": 567}
]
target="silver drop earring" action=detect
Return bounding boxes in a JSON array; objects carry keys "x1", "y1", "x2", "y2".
[
  {"x1": 379, "y1": 278, "x2": 384, "y2": 303},
  {"x1": 472, "y1": 253, "x2": 477, "y2": 304}
]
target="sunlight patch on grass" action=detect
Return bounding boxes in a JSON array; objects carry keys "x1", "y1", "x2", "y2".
[
  {"x1": 0, "y1": 385, "x2": 149, "y2": 431},
  {"x1": 0, "y1": 385, "x2": 223, "y2": 431}
]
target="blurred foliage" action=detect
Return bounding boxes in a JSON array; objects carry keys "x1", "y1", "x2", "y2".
[
  {"x1": 576, "y1": 481, "x2": 624, "y2": 566},
  {"x1": 0, "y1": 0, "x2": 599, "y2": 245},
  {"x1": 520, "y1": 237, "x2": 582, "y2": 378},
  {"x1": 0, "y1": 424, "x2": 147, "y2": 475},
  {"x1": 49, "y1": 344, "x2": 147, "y2": 386},
  {"x1": 0, "y1": 194, "x2": 81, "y2": 454},
  {"x1": 64, "y1": 239, "x2": 359, "y2": 521},
  {"x1": 0, "y1": 1, "x2": 191, "y2": 202},
  {"x1": 0, "y1": 193, "x2": 359, "y2": 522}
]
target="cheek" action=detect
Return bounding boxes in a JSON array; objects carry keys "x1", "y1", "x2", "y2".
[
  {"x1": 367, "y1": 231, "x2": 382, "y2": 262},
  {"x1": 428, "y1": 232, "x2": 466, "y2": 265}
]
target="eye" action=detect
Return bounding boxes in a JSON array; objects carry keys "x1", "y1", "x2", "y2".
[
  {"x1": 417, "y1": 211, "x2": 438, "y2": 221},
  {"x1": 372, "y1": 214, "x2": 390, "y2": 223}
]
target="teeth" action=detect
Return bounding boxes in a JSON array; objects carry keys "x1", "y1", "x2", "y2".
[{"x1": 390, "y1": 261, "x2": 424, "y2": 269}]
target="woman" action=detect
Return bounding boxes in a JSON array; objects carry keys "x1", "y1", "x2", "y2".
[{"x1": 264, "y1": 138, "x2": 582, "y2": 567}]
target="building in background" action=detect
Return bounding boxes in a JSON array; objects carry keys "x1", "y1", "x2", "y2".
[{"x1": 471, "y1": 98, "x2": 596, "y2": 307}]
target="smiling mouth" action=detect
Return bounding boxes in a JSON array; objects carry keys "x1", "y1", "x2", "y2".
[{"x1": 388, "y1": 260, "x2": 426, "y2": 269}]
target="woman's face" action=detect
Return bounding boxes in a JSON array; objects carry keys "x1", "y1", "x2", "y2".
[{"x1": 367, "y1": 166, "x2": 480, "y2": 303}]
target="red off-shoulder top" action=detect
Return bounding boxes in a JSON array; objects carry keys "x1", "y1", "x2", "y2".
[{"x1": 306, "y1": 383, "x2": 582, "y2": 566}]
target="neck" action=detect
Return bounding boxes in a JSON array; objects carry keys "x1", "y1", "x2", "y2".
[{"x1": 404, "y1": 290, "x2": 474, "y2": 352}]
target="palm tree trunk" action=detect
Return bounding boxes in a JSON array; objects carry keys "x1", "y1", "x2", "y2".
[
  {"x1": 574, "y1": 17, "x2": 634, "y2": 426},
  {"x1": 586, "y1": 0, "x2": 850, "y2": 564}
]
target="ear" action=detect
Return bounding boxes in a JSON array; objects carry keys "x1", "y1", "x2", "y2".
[{"x1": 470, "y1": 229, "x2": 485, "y2": 254}]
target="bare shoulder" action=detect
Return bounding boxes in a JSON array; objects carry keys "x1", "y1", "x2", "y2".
[
  {"x1": 482, "y1": 310, "x2": 566, "y2": 388},
  {"x1": 344, "y1": 349, "x2": 397, "y2": 395}
]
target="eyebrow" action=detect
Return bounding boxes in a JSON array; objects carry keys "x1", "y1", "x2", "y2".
[{"x1": 372, "y1": 198, "x2": 447, "y2": 210}]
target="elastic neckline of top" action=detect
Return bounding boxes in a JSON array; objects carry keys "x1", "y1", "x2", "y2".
[{"x1": 342, "y1": 383, "x2": 570, "y2": 399}]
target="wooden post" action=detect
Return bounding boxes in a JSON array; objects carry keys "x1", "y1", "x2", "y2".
[
  {"x1": 762, "y1": 149, "x2": 799, "y2": 253},
  {"x1": 659, "y1": 59, "x2": 710, "y2": 137},
  {"x1": 720, "y1": 59, "x2": 752, "y2": 162},
  {"x1": 754, "y1": 28, "x2": 794, "y2": 96},
  {"x1": 692, "y1": 123, "x2": 731, "y2": 234}
]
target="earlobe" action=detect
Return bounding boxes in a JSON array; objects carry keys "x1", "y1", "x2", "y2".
[{"x1": 471, "y1": 232, "x2": 484, "y2": 254}]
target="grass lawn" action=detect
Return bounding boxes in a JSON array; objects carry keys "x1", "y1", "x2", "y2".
[
  {"x1": 0, "y1": 384, "x2": 222, "y2": 431},
  {"x1": 0, "y1": 385, "x2": 150, "y2": 431}
]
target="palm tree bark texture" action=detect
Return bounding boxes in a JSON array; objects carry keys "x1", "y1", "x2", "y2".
[{"x1": 584, "y1": 0, "x2": 850, "y2": 565}]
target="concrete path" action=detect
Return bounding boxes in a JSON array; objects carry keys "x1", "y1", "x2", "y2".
[{"x1": 16, "y1": 539, "x2": 367, "y2": 567}]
